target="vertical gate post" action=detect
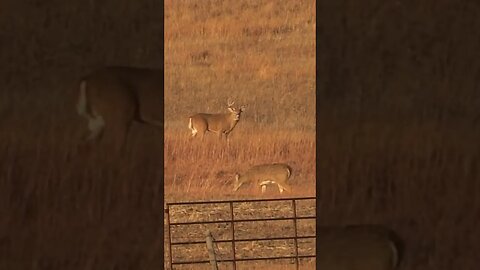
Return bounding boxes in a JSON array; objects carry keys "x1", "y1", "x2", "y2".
[
  {"x1": 292, "y1": 199, "x2": 300, "y2": 270},
  {"x1": 229, "y1": 202, "x2": 237, "y2": 270},
  {"x1": 205, "y1": 230, "x2": 218, "y2": 270},
  {"x1": 166, "y1": 206, "x2": 174, "y2": 269}
]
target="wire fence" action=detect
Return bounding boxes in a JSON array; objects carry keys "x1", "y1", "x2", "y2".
[{"x1": 165, "y1": 196, "x2": 316, "y2": 269}]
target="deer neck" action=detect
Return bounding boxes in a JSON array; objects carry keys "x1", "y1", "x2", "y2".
[{"x1": 225, "y1": 114, "x2": 239, "y2": 130}]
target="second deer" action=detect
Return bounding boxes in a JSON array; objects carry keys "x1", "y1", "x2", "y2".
[{"x1": 233, "y1": 163, "x2": 293, "y2": 194}]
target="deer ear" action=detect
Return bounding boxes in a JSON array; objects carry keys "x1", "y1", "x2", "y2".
[
  {"x1": 228, "y1": 107, "x2": 235, "y2": 112},
  {"x1": 235, "y1": 173, "x2": 239, "y2": 180},
  {"x1": 240, "y1": 105, "x2": 246, "y2": 112}
]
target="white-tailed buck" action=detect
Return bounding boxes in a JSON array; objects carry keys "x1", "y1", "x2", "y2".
[
  {"x1": 188, "y1": 99, "x2": 245, "y2": 141},
  {"x1": 318, "y1": 225, "x2": 404, "y2": 270},
  {"x1": 76, "y1": 66, "x2": 163, "y2": 150},
  {"x1": 233, "y1": 163, "x2": 292, "y2": 194}
]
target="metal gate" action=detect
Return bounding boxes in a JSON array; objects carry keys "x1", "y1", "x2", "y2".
[{"x1": 165, "y1": 196, "x2": 316, "y2": 269}]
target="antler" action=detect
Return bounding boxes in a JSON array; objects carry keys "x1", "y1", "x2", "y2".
[{"x1": 227, "y1": 98, "x2": 235, "y2": 107}]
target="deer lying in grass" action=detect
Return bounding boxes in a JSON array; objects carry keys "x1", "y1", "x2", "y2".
[
  {"x1": 233, "y1": 163, "x2": 292, "y2": 194},
  {"x1": 188, "y1": 99, "x2": 245, "y2": 141},
  {"x1": 318, "y1": 225, "x2": 404, "y2": 270}
]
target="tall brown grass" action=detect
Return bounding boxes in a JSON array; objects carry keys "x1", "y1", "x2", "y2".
[
  {"x1": 318, "y1": 1, "x2": 480, "y2": 269},
  {"x1": 164, "y1": 129, "x2": 315, "y2": 200}
]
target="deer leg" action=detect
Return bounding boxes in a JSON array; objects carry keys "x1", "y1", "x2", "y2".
[
  {"x1": 190, "y1": 128, "x2": 198, "y2": 137},
  {"x1": 233, "y1": 182, "x2": 243, "y2": 192},
  {"x1": 199, "y1": 130, "x2": 206, "y2": 140},
  {"x1": 224, "y1": 133, "x2": 230, "y2": 145},
  {"x1": 221, "y1": 132, "x2": 230, "y2": 146},
  {"x1": 277, "y1": 183, "x2": 290, "y2": 193},
  {"x1": 190, "y1": 131, "x2": 197, "y2": 140}
]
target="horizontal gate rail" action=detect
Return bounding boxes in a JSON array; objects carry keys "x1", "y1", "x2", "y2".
[
  {"x1": 166, "y1": 196, "x2": 316, "y2": 270},
  {"x1": 172, "y1": 254, "x2": 317, "y2": 265},
  {"x1": 168, "y1": 215, "x2": 316, "y2": 226},
  {"x1": 167, "y1": 196, "x2": 316, "y2": 205},
  {"x1": 171, "y1": 235, "x2": 315, "y2": 246}
]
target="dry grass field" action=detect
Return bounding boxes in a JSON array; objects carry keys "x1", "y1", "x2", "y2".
[
  {"x1": 164, "y1": 1, "x2": 316, "y2": 268},
  {"x1": 165, "y1": 1, "x2": 315, "y2": 200},
  {"x1": 1, "y1": 0, "x2": 479, "y2": 270}
]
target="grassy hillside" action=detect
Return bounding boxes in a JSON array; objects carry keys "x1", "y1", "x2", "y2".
[
  {"x1": 164, "y1": 0, "x2": 316, "y2": 200},
  {"x1": 164, "y1": 0, "x2": 316, "y2": 130},
  {"x1": 164, "y1": 2, "x2": 316, "y2": 267}
]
